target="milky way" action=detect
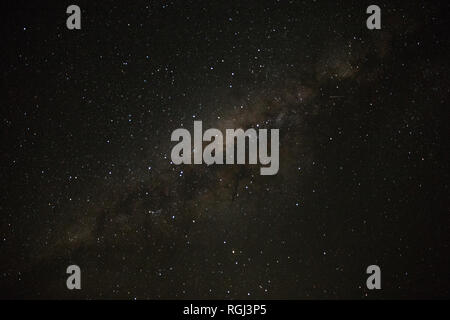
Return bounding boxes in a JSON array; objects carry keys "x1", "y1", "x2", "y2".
[{"x1": 1, "y1": 1, "x2": 449, "y2": 298}]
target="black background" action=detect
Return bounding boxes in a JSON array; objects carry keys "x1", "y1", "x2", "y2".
[{"x1": 1, "y1": 0, "x2": 449, "y2": 299}]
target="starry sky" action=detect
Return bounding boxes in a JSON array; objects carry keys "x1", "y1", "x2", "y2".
[{"x1": 1, "y1": 0, "x2": 449, "y2": 299}]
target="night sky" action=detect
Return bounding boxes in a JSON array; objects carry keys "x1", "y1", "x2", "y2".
[{"x1": 1, "y1": 0, "x2": 449, "y2": 299}]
